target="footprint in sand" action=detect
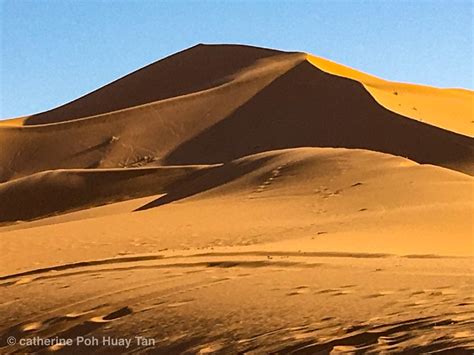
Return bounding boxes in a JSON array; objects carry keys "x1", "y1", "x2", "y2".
[
  {"x1": 457, "y1": 301, "x2": 474, "y2": 307},
  {"x1": 197, "y1": 342, "x2": 225, "y2": 354},
  {"x1": 250, "y1": 164, "x2": 287, "y2": 196},
  {"x1": 287, "y1": 286, "x2": 310, "y2": 296},
  {"x1": 314, "y1": 287, "x2": 354, "y2": 296},
  {"x1": 364, "y1": 290, "x2": 395, "y2": 299},
  {"x1": 89, "y1": 306, "x2": 133, "y2": 323},
  {"x1": 334, "y1": 285, "x2": 356, "y2": 295},
  {"x1": 14, "y1": 277, "x2": 34, "y2": 285},
  {"x1": 314, "y1": 288, "x2": 339, "y2": 294},
  {"x1": 422, "y1": 288, "x2": 458, "y2": 296},
  {"x1": 21, "y1": 321, "x2": 42, "y2": 332},
  {"x1": 332, "y1": 290, "x2": 353, "y2": 296},
  {"x1": 65, "y1": 310, "x2": 94, "y2": 319},
  {"x1": 48, "y1": 343, "x2": 67, "y2": 352}
]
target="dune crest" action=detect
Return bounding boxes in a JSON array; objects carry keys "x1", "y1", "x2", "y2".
[
  {"x1": 1, "y1": 44, "x2": 473, "y2": 354},
  {"x1": 0, "y1": 117, "x2": 25, "y2": 127},
  {"x1": 0, "y1": 45, "x2": 472, "y2": 183},
  {"x1": 306, "y1": 54, "x2": 473, "y2": 136}
]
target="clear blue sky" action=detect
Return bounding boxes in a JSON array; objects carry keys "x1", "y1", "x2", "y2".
[{"x1": 1, "y1": 0, "x2": 472, "y2": 119}]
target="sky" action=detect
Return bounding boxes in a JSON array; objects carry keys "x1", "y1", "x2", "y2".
[{"x1": 0, "y1": 0, "x2": 472, "y2": 119}]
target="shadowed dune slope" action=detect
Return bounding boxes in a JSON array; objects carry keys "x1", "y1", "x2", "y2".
[
  {"x1": 307, "y1": 54, "x2": 474, "y2": 136},
  {"x1": 0, "y1": 165, "x2": 215, "y2": 223},
  {"x1": 164, "y1": 61, "x2": 473, "y2": 173},
  {"x1": 0, "y1": 51, "x2": 304, "y2": 182},
  {"x1": 23, "y1": 44, "x2": 286, "y2": 125},
  {"x1": 1, "y1": 148, "x2": 472, "y2": 269},
  {"x1": 0, "y1": 44, "x2": 472, "y2": 184},
  {"x1": 1, "y1": 148, "x2": 472, "y2": 353},
  {"x1": 1, "y1": 45, "x2": 473, "y2": 355}
]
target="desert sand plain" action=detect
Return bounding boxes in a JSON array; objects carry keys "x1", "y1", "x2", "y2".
[{"x1": 0, "y1": 44, "x2": 473, "y2": 353}]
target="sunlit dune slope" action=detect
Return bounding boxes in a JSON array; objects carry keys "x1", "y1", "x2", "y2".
[
  {"x1": 0, "y1": 117, "x2": 25, "y2": 127},
  {"x1": 1, "y1": 148, "x2": 472, "y2": 270},
  {"x1": 1, "y1": 44, "x2": 473, "y2": 355},
  {"x1": 163, "y1": 60, "x2": 472, "y2": 174},
  {"x1": 0, "y1": 45, "x2": 472, "y2": 182},
  {"x1": 306, "y1": 54, "x2": 474, "y2": 136},
  {"x1": 5, "y1": 45, "x2": 471, "y2": 138},
  {"x1": 1, "y1": 249, "x2": 473, "y2": 354},
  {"x1": 23, "y1": 44, "x2": 287, "y2": 125},
  {"x1": 0, "y1": 50, "x2": 304, "y2": 182}
]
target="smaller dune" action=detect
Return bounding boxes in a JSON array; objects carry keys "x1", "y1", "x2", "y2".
[
  {"x1": 0, "y1": 165, "x2": 214, "y2": 223},
  {"x1": 1, "y1": 148, "x2": 472, "y2": 268}
]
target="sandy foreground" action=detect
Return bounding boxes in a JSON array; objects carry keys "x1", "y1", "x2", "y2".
[{"x1": 0, "y1": 44, "x2": 473, "y2": 353}]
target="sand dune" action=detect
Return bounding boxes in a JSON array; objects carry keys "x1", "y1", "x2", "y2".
[
  {"x1": 307, "y1": 54, "x2": 474, "y2": 136},
  {"x1": 0, "y1": 49, "x2": 304, "y2": 182},
  {"x1": 0, "y1": 165, "x2": 214, "y2": 223},
  {"x1": 0, "y1": 44, "x2": 473, "y2": 353},
  {"x1": 1, "y1": 148, "x2": 472, "y2": 274},
  {"x1": 22, "y1": 44, "x2": 286, "y2": 125},
  {"x1": 0, "y1": 45, "x2": 472, "y2": 184}
]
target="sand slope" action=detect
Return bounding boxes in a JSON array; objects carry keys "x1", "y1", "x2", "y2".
[
  {"x1": 0, "y1": 50, "x2": 304, "y2": 182},
  {"x1": 307, "y1": 54, "x2": 474, "y2": 136},
  {"x1": 0, "y1": 45, "x2": 472, "y2": 183},
  {"x1": 1, "y1": 251, "x2": 473, "y2": 353},
  {"x1": 23, "y1": 44, "x2": 286, "y2": 125},
  {"x1": 1, "y1": 148, "x2": 473, "y2": 353},
  {"x1": 0, "y1": 165, "x2": 214, "y2": 223},
  {"x1": 0, "y1": 44, "x2": 473, "y2": 354},
  {"x1": 1, "y1": 147, "x2": 472, "y2": 273}
]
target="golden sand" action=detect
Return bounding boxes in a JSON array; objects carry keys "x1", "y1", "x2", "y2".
[
  {"x1": 1, "y1": 44, "x2": 472, "y2": 353},
  {"x1": 307, "y1": 54, "x2": 473, "y2": 136}
]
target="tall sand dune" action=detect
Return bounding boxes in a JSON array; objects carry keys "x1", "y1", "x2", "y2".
[
  {"x1": 22, "y1": 44, "x2": 285, "y2": 125},
  {"x1": 0, "y1": 44, "x2": 473, "y2": 354},
  {"x1": 0, "y1": 45, "x2": 472, "y2": 183}
]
